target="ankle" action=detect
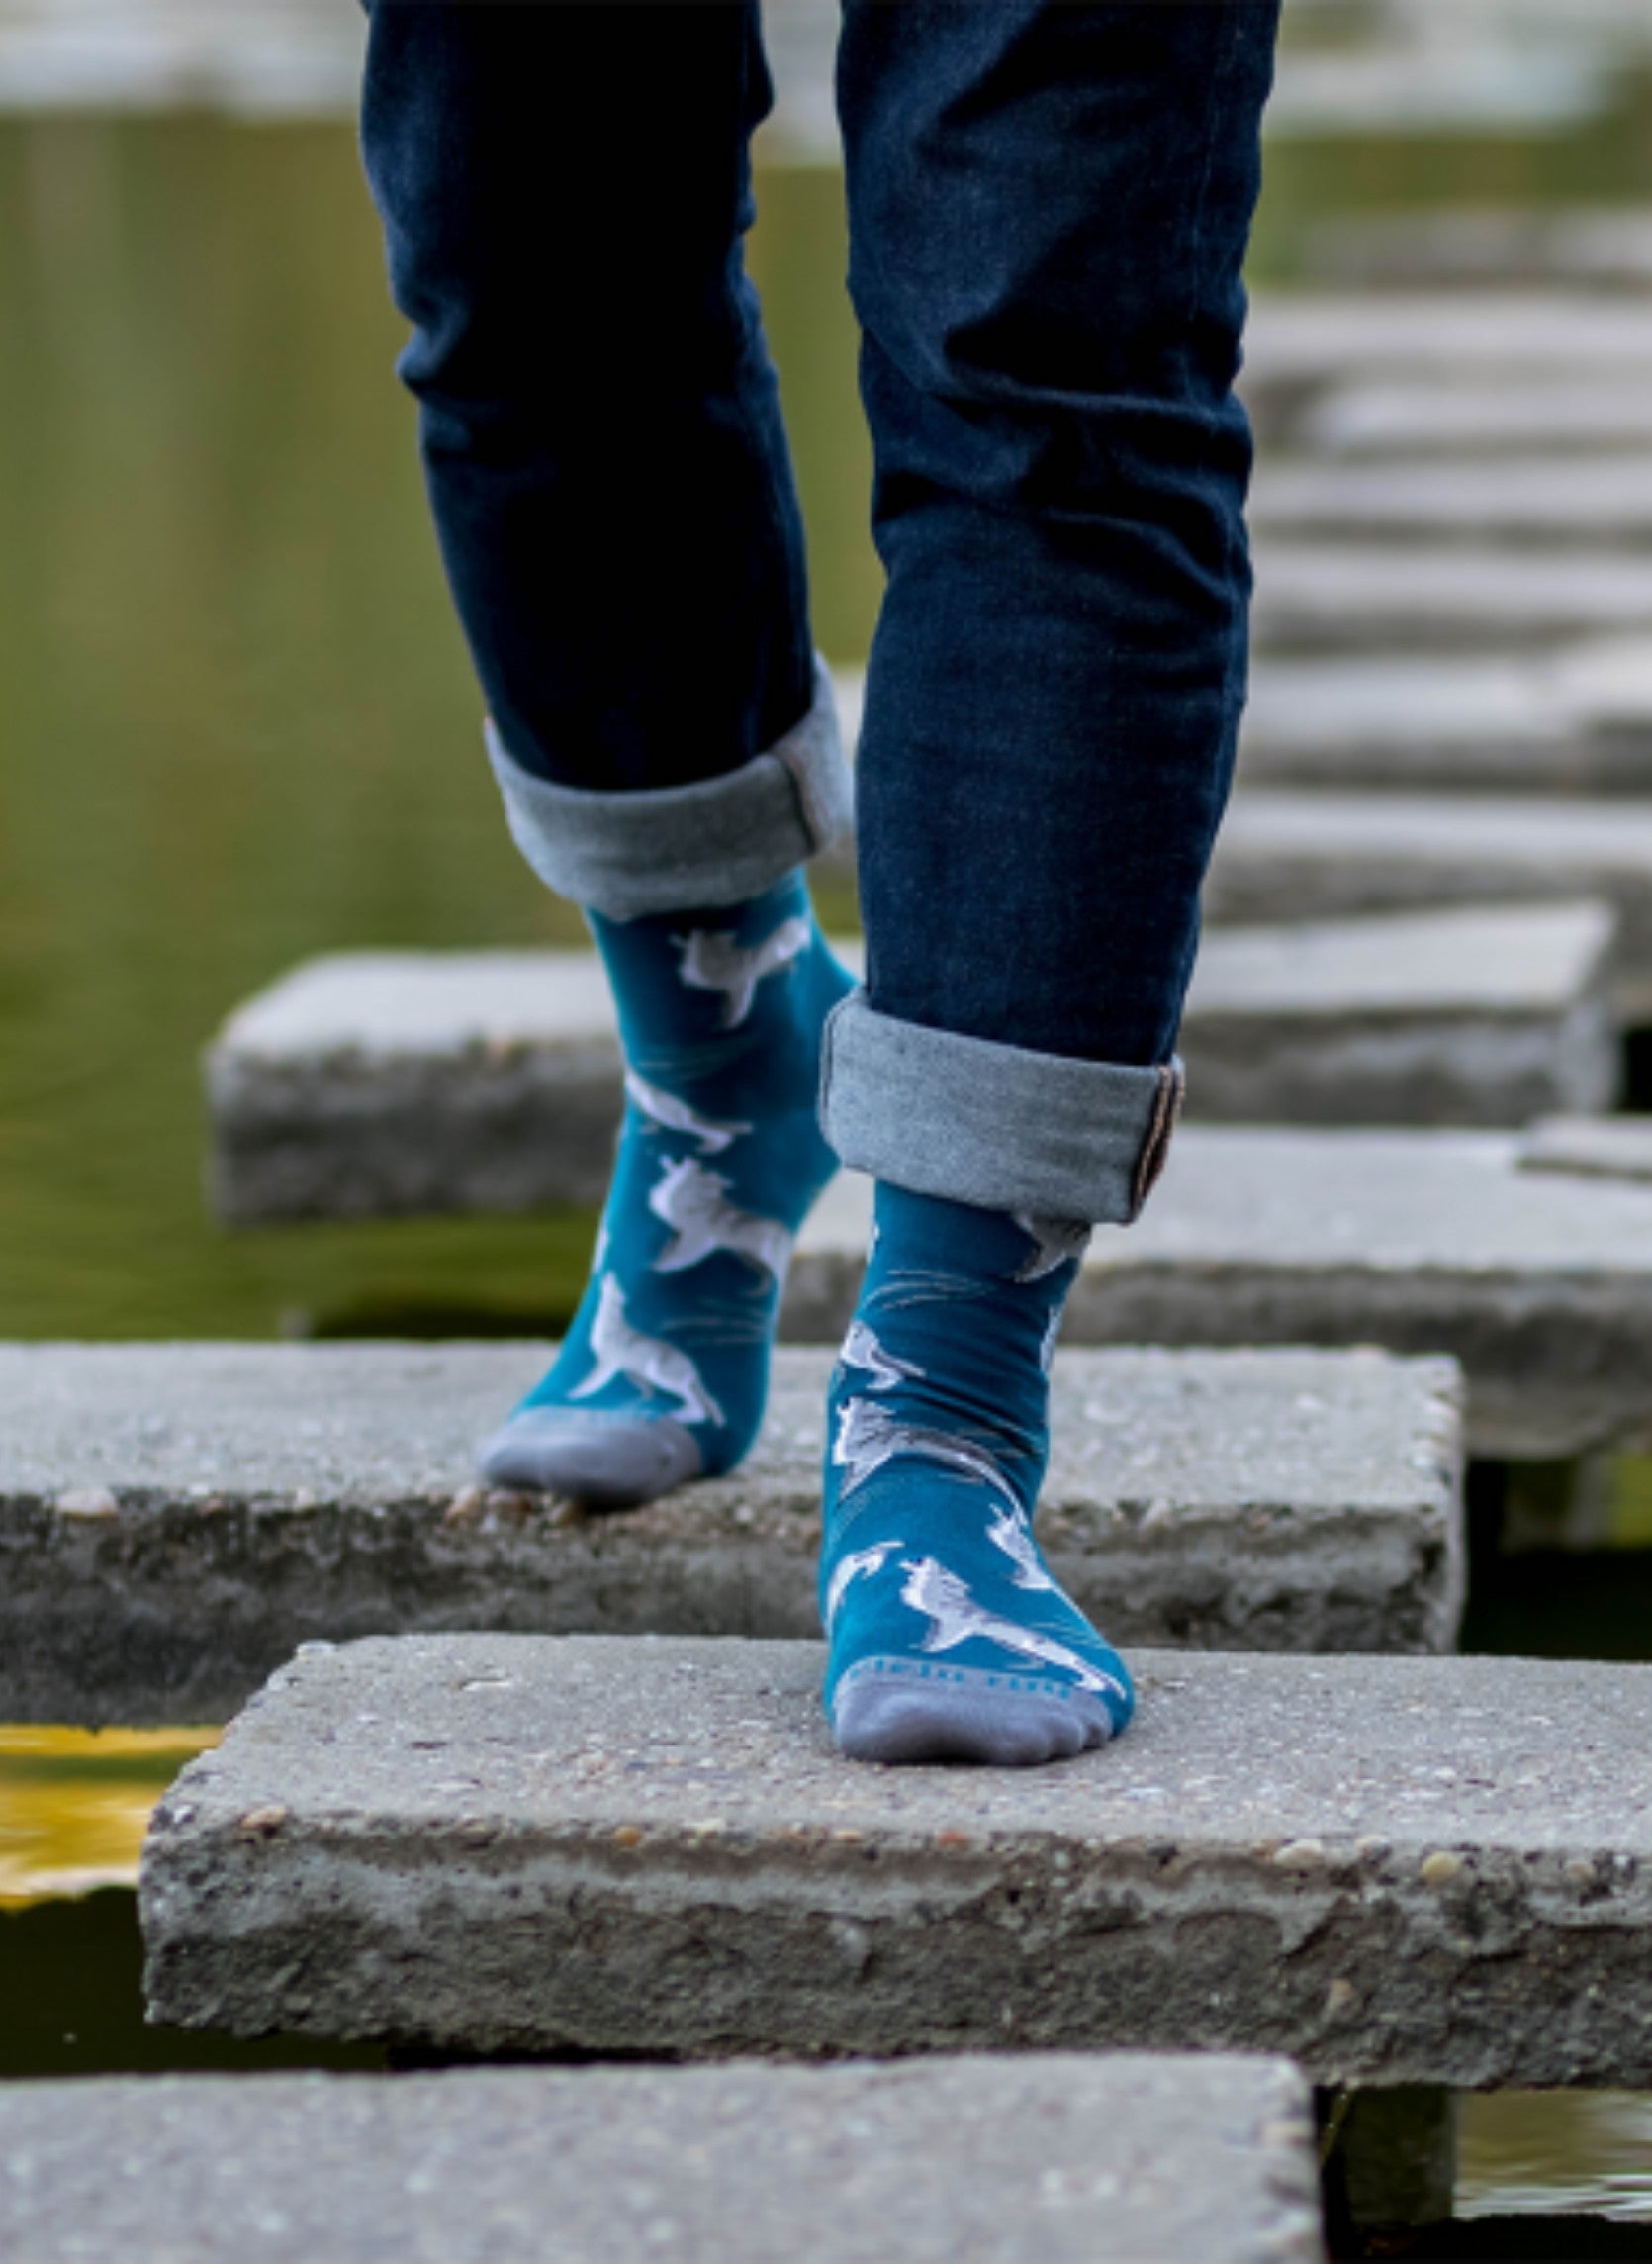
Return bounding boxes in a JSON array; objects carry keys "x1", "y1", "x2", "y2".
[
  {"x1": 818, "y1": 1182, "x2": 1130, "y2": 1766},
  {"x1": 477, "y1": 872, "x2": 848, "y2": 1506}
]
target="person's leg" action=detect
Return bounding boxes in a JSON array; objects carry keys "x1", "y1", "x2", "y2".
[
  {"x1": 358, "y1": 1, "x2": 854, "y2": 1504},
  {"x1": 359, "y1": 0, "x2": 820, "y2": 797},
  {"x1": 820, "y1": 0, "x2": 1280, "y2": 1761}
]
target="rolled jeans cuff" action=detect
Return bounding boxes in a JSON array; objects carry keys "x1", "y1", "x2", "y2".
[
  {"x1": 819, "y1": 990, "x2": 1184, "y2": 1226},
  {"x1": 483, "y1": 656, "x2": 853, "y2": 920}
]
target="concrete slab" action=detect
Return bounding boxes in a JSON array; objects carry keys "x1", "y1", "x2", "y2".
[
  {"x1": 205, "y1": 942, "x2": 869, "y2": 1224},
  {"x1": 139, "y1": 1630, "x2": 1652, "y2": 2089},
  {"x1": 1241, "y1": 644, "x2": 1652, "y2": 795},
  {"x1": 1304, "y1": 209, "x2": 1652, "y2": 294},
  {"x1": 1207, "y1": 791, "x2": 1652, "y2": 1016},
  {"x1": 204, "y1": 950, "x2": 629, "y2": 1219},
  {"x1": 1252, "y1": 545, "x2": 1652, "y2": 654},
  {"x1": 1300, "y1": 381, "x2": 1652, "y2": 460},
  {"x1": 785, "y1": 1130, "x2": 1652, "y2": 1461},
  {"x1": 0, "y1": 2057, "x2": 1326, "y2": 2264},
  {"x1": 1252, "y1": 455, "x2": 1652, "y2": 548},
  {"x1": 0, "y1": 1342, "x2": 1463, "y2": 1726},
  {"x1": 1244, "y1": 293, "x2": 1652, "y2": 396},
  {"x1": 1180, "y1": 901, "x2": 1618, "y2": 1126},
  {"x1": 207, "y1": 904, "x2": 1615, "y2": 1224},
  {"x1": 1520, "y1": 1114, "x2": 1652, "y2": 1183}
]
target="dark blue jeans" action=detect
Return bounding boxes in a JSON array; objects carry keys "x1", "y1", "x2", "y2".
[{"x1": 359, "y1": 1, "x2": 1279, "y2": 1222}]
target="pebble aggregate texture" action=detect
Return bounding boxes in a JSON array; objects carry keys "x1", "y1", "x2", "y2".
[
  {"x1": 140, "y1": 1632, "x2": 1652, "y2": 2090},
  {"x1": 205, "y1": 903, "x2": 1617, "y2": 1225},
  {"x1": 790, "y1": 1130, "x2": 1652, "y2": 1462},
  {"x1": 0, "y1": 2057, "x2": 1326, "y2": 2264},
  {"x1": 0, "y1": 1343, "x2": 1462, "y2": 1725}
]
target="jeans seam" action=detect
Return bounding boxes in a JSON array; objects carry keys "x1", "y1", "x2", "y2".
[
  {"x1": 1181, "y1": 1, "x2": 1250, "y2": 335},
  {"x1": 724, "y1": 12, "x2": 813, "y2": 743}
]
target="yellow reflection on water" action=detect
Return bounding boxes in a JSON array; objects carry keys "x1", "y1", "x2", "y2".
[
  {"x1": 1460, "y1": 2091, "x2": 1652, "y2": 2221},
  {"x1": 0, "y1": 1726, "x2": 218, "y2": 1904}
]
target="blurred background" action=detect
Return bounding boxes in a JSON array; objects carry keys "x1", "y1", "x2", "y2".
[{"x1": 11, "y1": 0, "x2": 1652, "y2": 2231}]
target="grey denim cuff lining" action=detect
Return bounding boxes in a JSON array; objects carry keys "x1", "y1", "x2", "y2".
[
  {"x1": 819, "y1": 990, "x2": 1184, "y2": 1226},
  {"x1": 483, "y1": 656, "x2": 853, "y2": 921}
]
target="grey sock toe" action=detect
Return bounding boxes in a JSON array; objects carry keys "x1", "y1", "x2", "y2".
[
  {"x1": 832, "y1": 1678, "x2": 1113, "y2": 1768},
  {"x1": 476, "y1": 1410, "x2": 703, "y2": 1510}
]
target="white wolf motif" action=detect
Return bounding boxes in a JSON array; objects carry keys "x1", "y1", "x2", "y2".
[
  {"x1": 623, "y1": 1069, "x2": 751, "y2": 1157},
  {"x1": 832, "y1": 1395, "x2": 1018, "y2": 1509},
  {"x1": 839, "y1": 1319, "x2": 925, "y2": 1394},
  {"x1": 1011, "y1": 1214, "x2": 1093, "y2": 1284},
  {"x1": 824, "y1": 1539, "x2": 903, "y2": 1631},
  {"x1": 986, "y1": 1501, "x2": 1057, "y2": 1592},
  {"x1": 677, "y1": 915, "x2": 811, "y2": 1028},
  {"x1": 570, "y1": 1275, "x2": 724, "y2": 1428},
  {"x1": 649, "y1": 1157, "x2": 792, "y2": 1285},
  {"x1": 899, "y1": 1557, "x2": 1126, "y2": 1701}
]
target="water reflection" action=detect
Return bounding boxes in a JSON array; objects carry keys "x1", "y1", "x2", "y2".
[
  {"x1": 0, "y1": 119, "x2": 870, "y2": 1344},
  {"x1": 0, "y1": 1888, "x2": 384, "y2": 2078},
  {"x1": 0, "y1": 1723, "x2": 214, "y2": 1900},
  {"x1": 1461, "y1": 2093, "x2": 1652, "y2": 2223}
]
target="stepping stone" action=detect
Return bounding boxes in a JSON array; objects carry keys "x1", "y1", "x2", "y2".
[
  {"x1": 205, "y1": 903, "x2": 1614, "y2": 1225},
  {"x1": 1252, "y1": 544, "x2": 1652, "y2": 654},
  {"x1": 1299, "y1": 380, "x2": 1652, "y2": 461},
  {"x1": 0, "y1": 1342, "x2": 1463, "y2": 1726},
  {"x1": 1207, "y1": 791, "x2": 1652, "y2": 1018},
  {"x1": 1180, "y1": 901, "x2": 1618, "y2": 1127},
  {"x1": 1244, "y1": 294, "x2": 1652, "y2": 398},
  {"x1": 786, "y1": 1130, "x2": 1652, "y2": 1461},
  {"x1": 1252, "y1": 455, "x2": 1652, "y2": 548},
  {"x1": 1520, "y1": 1114, "x2": 1652, "y2": 1184},
  {"x1": 1304, "y1": 208, "x2": 1652, "y2": 293},
  {"x1": 205, "y1": 950, "x2": 629, "y2": 1219},
  {"x1": 203, "y1": 943, "x2": 873, "y2": 1224},
  {"x1": 1242, "y1": 644, "x2": 1652, "y2": 796},
  {"x1": 139, "y1": 1629, "x2": 1652, "y2": 2089},
  {"x1": 0, "y1": 2057, "x2": 1326, "y2": 2264}
]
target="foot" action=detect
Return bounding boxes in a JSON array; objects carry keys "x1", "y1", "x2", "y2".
[
  {"x1": 479, "y1": 872, "x2": 853, "y2": 1507},
  {"x1": 820, "y1": 1184, "x2": 1134, "y2": 1765}
]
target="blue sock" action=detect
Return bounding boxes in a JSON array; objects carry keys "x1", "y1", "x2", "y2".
[
  {"x1": 820, "y1": 1182, "x2": 1135, "y2": 1766},
  {"x1": 479, "y1": 872, "x2": 853, "y2": 1506}
]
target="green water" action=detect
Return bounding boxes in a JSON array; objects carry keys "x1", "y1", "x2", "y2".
[{"x1": 0, "y1": 122, "x2": 868, "y2": 1346}]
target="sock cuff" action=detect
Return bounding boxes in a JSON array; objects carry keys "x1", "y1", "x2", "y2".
[
  {"x1": 484, "y1": 658, "x2": 853, "y2": 920},
  {"x1": 819, "y1": 990, "x2": 1183, "y2": 1226}
]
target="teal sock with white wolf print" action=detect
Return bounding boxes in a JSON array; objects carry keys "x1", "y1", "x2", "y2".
[
  {"x1": 478, "y1": 872, "x2": 853, "y2": 1506},
  {"x1": 821, "y1": 1181, "x2": 1135, "y2": 1765}
]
